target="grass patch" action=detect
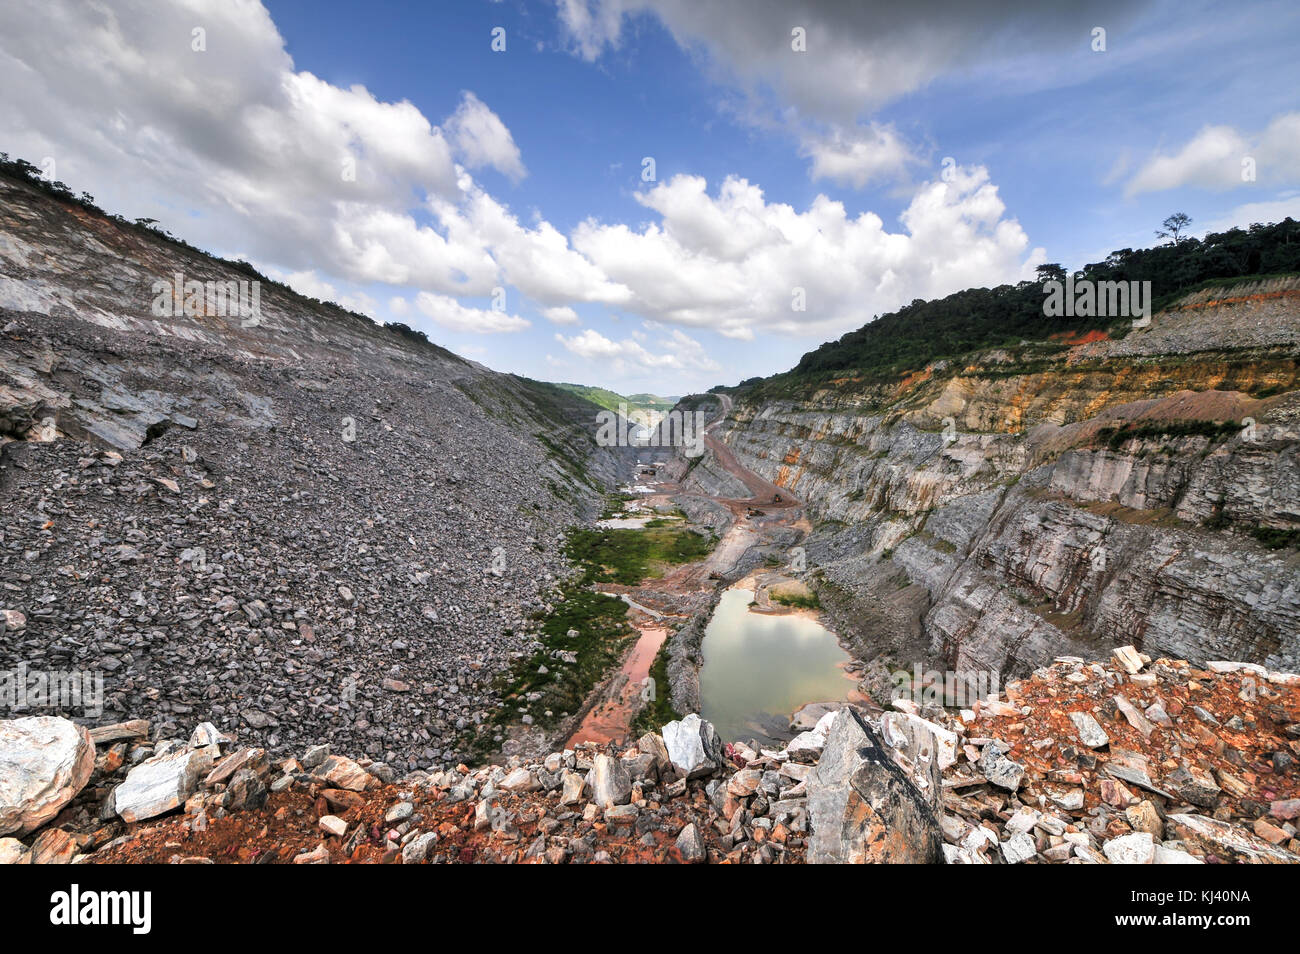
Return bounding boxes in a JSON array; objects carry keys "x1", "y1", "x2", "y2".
[
  {"x1": 460, "y1": 517, "x2": 716, "y2": 760},
  {"x1": 1095, "y1": 419, "x2": 1241, "y2": 452},
  {"x1": 1077, "y1": 499, "x2": 1187, "y2": 529},
  {"x1": 462, "y1": 582, "x2": 634, "y2": 761},
  {"x1": 1250, "y1": 526, "x2": 1300, "y2": 550},
  {"x1": 565, "y1": 526, "x2": 715, "y2": 585},
  {"x1": 631, "y1": 639, "x2": 680, "y2": 737},
  {"x1": 771, "y1": 589, "x2": 821, "y2": 610}
]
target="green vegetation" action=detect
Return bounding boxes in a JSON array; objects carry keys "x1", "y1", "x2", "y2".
[
  {"x1": 565, "y1": 526, "x2": 715, "y2": 585},
  {"x1": 770, "y1": 589, "x2": 821, "y2": 609},
  {"x1": 1250, "y1": 526, "x2": 1300, "y2": 550},
  {"x1": 631, "y1": 640, "x2": 681, "y2": 737},
  {"x1": 643, "y1": 515, "x2": 681, "y2": 528},
  {"x1": 626, "y1": 392, "x2": 680, "y2": 408},
  {"x1": 551, "y1": 383, "x2": 679, "y2": 417},
  {"x1": 726, "y1": 218, "x2": 1300, "y2": 399},
  {"x1": 463, "y1": 581, "x2": 634, "y2": 761},
  {"x1": 1203, "y1": 508, "x2": 1232, "y2": 531},
  {"x1": 1096, "y1": 419, "x2": 1242, "y2": 451},
  {"x1": 1202, "y1": 512, "x2": 1300, "y2": 549},
  {"x1": 676, "y1": 393, "x2": 723, "y2": 412},
  {"x1": 463, "y1": 510, "x2": 716, "y2": 757}
]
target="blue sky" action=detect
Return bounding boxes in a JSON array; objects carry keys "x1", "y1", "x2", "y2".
[{"x1": 2, "y1": 0, "x2": 1298, "y2": 394}]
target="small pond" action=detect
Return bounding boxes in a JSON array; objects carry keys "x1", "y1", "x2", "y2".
[{"x1": 698, "y1": 586, "x2": 854, "y2": 744}]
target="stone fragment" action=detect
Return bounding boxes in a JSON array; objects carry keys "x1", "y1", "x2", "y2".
[
  {"x1": 1069, "y1": 711, "x2": 1110, "y2": 749},
  {"x1": 727, "y1": 768, "x2": 762, "y2": 797},
  {"x1": 1166, "y1": 765, "x2": 1220, "y2": 809},
  {"x1": 1153, "y1": 844, "x2": 1204, "y2": 864},
  {"x1": 0, "y1": 717, "x2": 96, "y2": 836},
  {"x1": 319, "y1": 815, "x2": 348, "y2": 837},
  {"x1": 204, "y1": 747, "x2": 265, "y2": 787},
  {"x1": 498, "y1": 767, "x2": 537, "y2": 792},
  {"x1": 1166, "y1": 813, "x2": 1300, "y2": 864},
  {"x1": 402, "y1": 831, "x2": 437, "y2": 864},
  {"x1": 223, "y1": 768, "x2": 267, "y2": 812},
  {"x1": 675, "y1": 822, "x2": 706, "y2": 863},
  {"x1": 115, "y1": 746, "x2": 214, "y2": 823},
  {"x1": 636, "y1": 732, "x2": 670, "y2": 776},
  {"x1": 978, "y1": 741, "x2": 1024, "y2": 792},
  {"x1": 313, "y1": 754, "x2": 372, "y2": 792},
  {"x1": 662, "y1": 714, "x2": 724, "y2": 779},
  {"x1": 806, "y1": 708, "x2": 943, "y2": 864},
  {"x1": 1112, "y1": 695, "x2": 1155, "y2": 738},
  {"x1": 293, "y1": 844, "x2": 331, "y2": 864},
  {"x1": 558, "y1": 769, "x2": 586, "y2": 806},
  {"x1": 1104, "y1": 832, "x2": 1155, "y2": 864},
  {"x1": 1125, "y1": 800, "x2": 1163, "y2": 837},
  {"x1": 30, "y1": 828, "x2": 78, "y2": 864},
  {"x1": 590, "y1": 754, "x2": 632, "y2": 808},
  {"x1": 880, "y1": 710, "x2": 958, "y2": 770},
  {"x1": 1000, "y1": 831, "x2": 1037, "y2": 864},
  {"x1": 1111, "y1": 646, "x2": 1145, "y2": 675},
  {"x1": 302, "y1": 744, "x2": 330, "y2": 769},
  {"x1": 0, "y1": 837, "x2": 30, "y2": 864},
  {"x1": 1270, "y1": 798, "x2": 1300, "y2": 820},
  {"x1": 384, "y1": 801, "x2": 414, "y2": 823},
  {"x1": 88, "y1": 720, "x2": 150, "y2": 745}
]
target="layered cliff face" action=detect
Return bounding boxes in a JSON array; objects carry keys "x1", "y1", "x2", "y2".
[
  {"x1": 695, "y1": 280, "x2": 1300, "y2": 680},
  {"x1": 0, "y1": 174, "x2": 623, "y2": 767}
]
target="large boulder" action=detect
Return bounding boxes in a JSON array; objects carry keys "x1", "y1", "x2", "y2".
[
  {"x1": 878, "y1": 710, "x2": 952, "y2": 809},
  {"x1": 662, "y1": 714, "x2": 724, "y2": 780},
  {"x1": 0, "y1": 717, "x2": 96, "y2": 836},
  {"x1": 806, "y1": 708, "x2": 944, "y2": 864},
  {"x1": 115, "y1": 746, "x2": 214, "y2": 823},
  {"x1": 589, "y1": 754, "x2": 632, "y2": 808}
]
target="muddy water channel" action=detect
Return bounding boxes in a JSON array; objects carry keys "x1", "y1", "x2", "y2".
[{"x1": 698, "y1": 586, "x2": 856, "y2": 745}]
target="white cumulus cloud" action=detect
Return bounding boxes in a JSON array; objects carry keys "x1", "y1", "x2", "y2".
[
  {"x1": 801, "y1": 123, "x2": 916, "y2": 188},
  {"x1": 543, "y1": 305, "x2": 581, "y2": 325},
  {"x1": 556, "y1": 326, "x2": 720, "y2": 376},
  {"x1": 415, "y1": 291, "x2": 530, "y2": 334},
  {"x1": 1126, "y1": 112, "x2": 1300, "y2": 196},
  {"x1": 444, "y1": 91, "x2": 527, "y2": 182},
  {"x1": 572, "y1": 165, "x2": 1040, "y2": 340}
]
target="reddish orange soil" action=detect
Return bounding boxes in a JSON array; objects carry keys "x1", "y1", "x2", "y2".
[
  {"x1": 89, "y1": 773, "x2": 781, "y2": 865},
  {"x1": 568, "y1": 622, "x2": 668, "y2": 747}
]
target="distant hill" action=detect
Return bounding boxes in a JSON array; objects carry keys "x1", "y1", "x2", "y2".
[
  {"x1": 552, "y1": 383, "x2": 680, "y2": 416},
  {"x1": 727, "y1": 218, "x2": 1300, "y2": 398}
]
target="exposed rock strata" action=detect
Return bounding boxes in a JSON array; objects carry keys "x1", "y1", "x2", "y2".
[{"x1": 698, "y1": 287, "x2": 1300, "y2": 678}]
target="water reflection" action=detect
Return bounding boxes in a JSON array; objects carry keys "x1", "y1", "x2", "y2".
[{"x1": 698, "y1": 587, "x2": 853, "y2": 744}]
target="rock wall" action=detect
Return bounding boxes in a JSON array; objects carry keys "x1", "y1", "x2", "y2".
[{"x1": 713, "y1": 286, "x2": 1300, "y2": 678}]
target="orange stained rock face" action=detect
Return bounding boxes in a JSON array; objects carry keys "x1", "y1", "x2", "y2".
[
  {"x1": 1049, "y1": 328, "x2": 1111, "y2": 345},
  {"x1": 773, "y1": 464, "x2": 805, "y2": 489},
  {"x1": 1176, "y1": 288, "x2": 1300, "y2": 311},
  {"x1": 892, "y1": 366, "x2": 933, "y2": 398}
]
